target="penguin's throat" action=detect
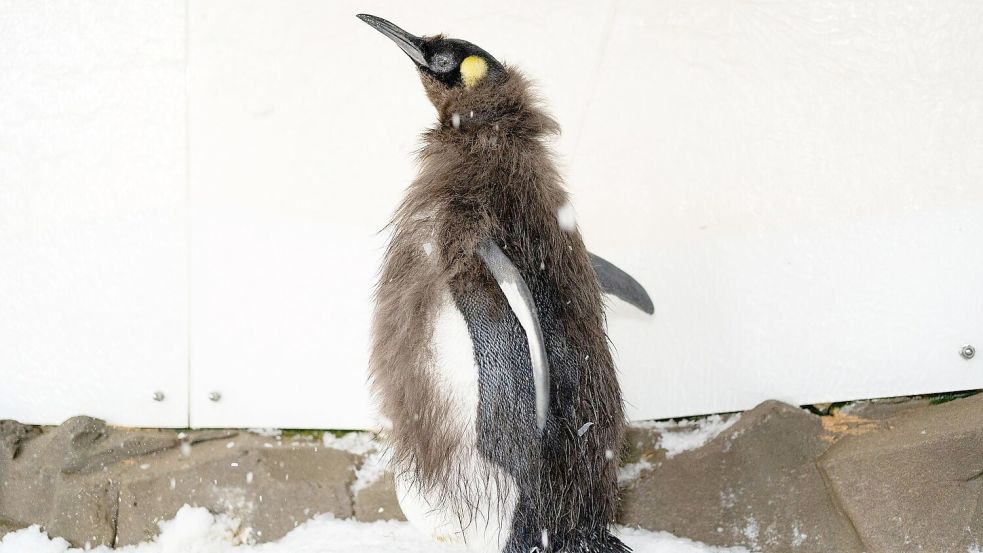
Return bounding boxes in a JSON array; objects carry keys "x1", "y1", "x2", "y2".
[{"x1": 442, "y1": 107, "x2": 502, "y2": 131}]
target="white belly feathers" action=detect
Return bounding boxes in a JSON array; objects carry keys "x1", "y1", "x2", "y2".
[{"x1": 396, "y1": 288, "x2": 517, "y2": 552}]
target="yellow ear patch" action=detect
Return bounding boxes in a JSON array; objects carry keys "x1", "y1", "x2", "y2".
[{"x1": 460, "y1": 55, "x2": 488, "y2": 88}]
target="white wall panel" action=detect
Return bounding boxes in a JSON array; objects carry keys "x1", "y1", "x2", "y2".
[
  {"x1": 575, "y1": 0, "x2": 983, "y2": 418},
  {"x1": 191, "y1": 0, "x2": 982, "y2": 427},
  {"x1": 0, "y1": 1, "x2": 189, "y2": 426},
  {"x1": 3, "y1": 1, "x2": 980, "y2": 429}
]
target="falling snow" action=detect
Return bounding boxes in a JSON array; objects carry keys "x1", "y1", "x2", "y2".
[{"x1": 556, "y1": 201, "x2": 576, "y2": 231}]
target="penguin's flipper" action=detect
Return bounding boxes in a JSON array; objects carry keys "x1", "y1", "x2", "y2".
[
  {"x1": 477, "y1": 238, "x2": 550, "y2": 431},
  {"x1": 588, "y1": 252, "x2": 654, "y2": 315}
]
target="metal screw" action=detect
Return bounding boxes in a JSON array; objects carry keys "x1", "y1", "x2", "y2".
[
  {"x1": 152, "y1": 391, "x2": 165, "y2": 402},
  {"x1": 961, "y1": 344, "x2": 976, "y2": 360},
  {"x1": 208, "y1": 391, "x2": 222, "y2": 402}
]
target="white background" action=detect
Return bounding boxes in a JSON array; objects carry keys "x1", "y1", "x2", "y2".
[{"x1": 1, "y1": 1, "x2": 981, "y2": 429}]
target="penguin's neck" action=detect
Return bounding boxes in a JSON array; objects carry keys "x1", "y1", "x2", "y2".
[
  {"x1": 397, "y1": 67, "x2": 570, "y2": 271},
  {"x1": 427, "y1": 67, "x2": 560, "y2": 139}
]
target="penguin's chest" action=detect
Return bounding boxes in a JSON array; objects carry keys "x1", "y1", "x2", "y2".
[
  {"x1": 429, "y1": 287, "x2": 481, "y2": 424},
  {"x1": 395, "y1": 286, "x2": 518, "y2": 551}
]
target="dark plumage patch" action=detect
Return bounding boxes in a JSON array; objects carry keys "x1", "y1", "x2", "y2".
[{"x1": 370, "y1": 65, "x2": 629, "y2": 552}]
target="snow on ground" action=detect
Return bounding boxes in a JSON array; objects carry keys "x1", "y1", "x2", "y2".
[
  {"x1": 633, "y1": 415, "x2": 740, "y2": 459},
  {"x1": 618, "y1": 458, "x2": 654, "y2": 485},
  {"x1": 320, "y1": 431, "x2": 377, "y2": 456},
  {"x1": 0, "y1": 505, "x2": 749, "y2": 553},
  {"x1": 319, "y1": 431, "x2": 390, "y2": 494},
  {"x1": 616, "y1": 415, "x2": 740, "y2": 486}
]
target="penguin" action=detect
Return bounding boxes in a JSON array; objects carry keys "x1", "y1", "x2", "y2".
[{"x1": 359, "y1": 14, "x2": 652, "y2": 553}]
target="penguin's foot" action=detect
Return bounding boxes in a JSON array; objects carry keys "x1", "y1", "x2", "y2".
[
  {"x1": 574, "y1": 529, "x2": 632, "y2": 553},
  {"x1": 525, "y1": 528, "x2": 632, "y2": 553}
]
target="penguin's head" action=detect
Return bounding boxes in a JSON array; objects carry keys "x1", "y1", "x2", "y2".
[{"x1": 357, "y1": 14, "x2": 506, "y2": 105}]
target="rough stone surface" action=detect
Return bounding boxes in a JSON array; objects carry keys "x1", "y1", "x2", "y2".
[
  {"x1": 48, "y1": 480, "x2": 120, "y2": 548},
  {"x1": 836, "y1": 396, "x2": 934, "y2": 421},
  {"x1": 354, "y1": 472, "x2": 405, "y2": 523},
  {"x1": 0, "y1": 421, "x2": 360, "y2": 548},
  {"x1": 115, "y1": 444, "x2": 355, "y2": 546},
  {"x1": 819, "y1": 393, "x2": 983, "y2": 553},
  {"x1": 619, "y1": 400, "x2": 864, "y2": 552},
  {"x1": 0, "y1": 515, "x2": 27, "y2": 541},
  {"x1": 62, "y1": 432, "x2": 179, "y2": 475},
  {"x1": 3, "y1": 395, "x2": 982, "y2": 550},
  {"x1": 0, "y1": 420, "x2": 41, "y2": 460},
  {"x1": 188, "y1": 429, "x2": 239, "y2": 445}
]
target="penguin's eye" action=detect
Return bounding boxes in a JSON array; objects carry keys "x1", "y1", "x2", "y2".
[{"x1": 430, "y1": 52, "x2": 456, "y2": 73}]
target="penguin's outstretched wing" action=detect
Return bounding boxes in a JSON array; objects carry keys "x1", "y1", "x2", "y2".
[
  {"x1": 588, "y1": 252, "x2": 654, "y2": 315},
  {"x1": 477, "y1": 238, "x2": 550, "y2": 432}
]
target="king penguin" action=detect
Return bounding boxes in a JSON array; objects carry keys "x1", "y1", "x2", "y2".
[{"x1": 359, "y1": 14, "x2": 653, "y2": 553}]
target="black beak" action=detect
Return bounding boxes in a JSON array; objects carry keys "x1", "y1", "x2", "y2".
[{"x1": 356, "y1": 14, "x2": 428, "y2": 68}]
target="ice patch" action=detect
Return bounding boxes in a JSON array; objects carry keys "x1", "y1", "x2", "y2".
[
  {"x1": 618, "y1": 459, "x2": 654, "y2": 485},
  {"x1": 719, "y1": 488, "x2": 737, "y2": 509},
  {"x1": 319, "y1": 432, "x2": 391, "y2": 495},
  {"x1": 353, "y1": 448, "x2": 392, "y2": 495},
  {"x1": 741, "y1": 516, "x2": 759, "y2": 550},
  {"x1": 246, "y1": 428, "x2": 282, "y2": 437},
  {"x1": 791, "y1": 522, "x2": 807, "y2": 547},
  {"x1": 322, "y1": 432, "x2": 377, "y2": 455},
  {"x1": 634, "y1": 414, "x2": 740, "y2": 459}
]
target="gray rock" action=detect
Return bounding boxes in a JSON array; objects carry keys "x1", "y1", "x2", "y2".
[
  {"x1": 623, "y1": 413, "x2": 740, "y2": 465},
  {"x1": 818, "y1": 393, "x2": 983, "y2": 553},
  {"x1": 47, "y1": 480, "x2": 119, "y2": 549},
  {"x1": 59, "y1": 416, "x2": 109, "y2": 450},
  {"x1": 0, "y1": 515, "x2": 27, "y2": 541},
  {"x1": 623, "y1": 425, "x2": 664, "y2": 466},
  {"x1": 115, "y1": 439, "x2": 357, "y2": 545},
  {"x1": 0, "y1": 433, "x2": 61, "y2": 530},
  {"x1": 836, "y1": 396, "x2": 933, "y2": 421},
  {"x1": 2, "y1": 418, "x2": 359, "y2": 548},
  {"x1": 354, "y1": 472, "x2": 405, "y2": 522},
  {"x1": 62, "y1": 432, "x2": 179, "y2": 474},
  {"x1": 0, "y1": 420, "x2": 41, "y2": 460},
  {"x1": 188, "y1": 429, "x2": 238, "y2": 444},
  {"x1": 620, "y1": 400, "x2": 864, "y2": 552}
]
